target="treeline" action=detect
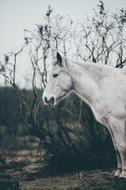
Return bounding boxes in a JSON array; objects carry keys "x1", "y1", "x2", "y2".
[{"x1": 0, "y1": 87, "x2": 115, "y2": 171}]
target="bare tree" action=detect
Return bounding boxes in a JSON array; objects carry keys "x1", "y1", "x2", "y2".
[{"x1": 74, "y1": 1, "x2": 126, "y2": 67}]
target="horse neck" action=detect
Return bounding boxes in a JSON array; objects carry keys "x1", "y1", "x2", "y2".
[{"x1": 65, "y1": 60, "x2": 104, "y2": 106}]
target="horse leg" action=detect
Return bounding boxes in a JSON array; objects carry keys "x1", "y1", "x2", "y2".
[
  {"x1": 107, "y1": 127, "x2": 122, "y2": 178},
  {"x1": 114, "y1": 150, "x2": 122, "y2": 178},
  {"x1": 119, "y1": 148, "x2": 126, "y2": 178},
  {"x1": 109, "y1": 118, "x2": 126, "y2": 179},
  {"x1": 117, "y1": 129, "x2": 126, "y2": 179},
  {"x1": 116, "y1": 134, "x2": 126, "y2": 178}
]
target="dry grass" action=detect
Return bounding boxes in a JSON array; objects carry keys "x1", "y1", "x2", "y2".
[{"x1": 21, "y1": 170, "x2": 126, "y2": 190}]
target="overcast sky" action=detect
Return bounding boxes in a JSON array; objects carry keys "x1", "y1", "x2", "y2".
[
  {"x1": 0, "y1": 0, "x2": 126, "y2": 87},
  {"x1": 0, "y1": 0, "x2": 126, "y2": 58}
]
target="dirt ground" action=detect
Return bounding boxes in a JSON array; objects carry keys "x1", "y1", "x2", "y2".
[
  {"x1": 1, "y1": 149, "x2": 126, "y2": 190},
  {"x1": 21, "y1": 169, "x2": 126, "y2": 190}
]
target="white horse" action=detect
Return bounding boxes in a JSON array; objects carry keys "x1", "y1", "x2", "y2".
[{"x1": 43, "y1": 52, "x2": 126, "y2": 179}]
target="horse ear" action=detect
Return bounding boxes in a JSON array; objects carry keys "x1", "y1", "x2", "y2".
[{"x1": 56, "y1": 52, "x2": 62, "y2": 66}]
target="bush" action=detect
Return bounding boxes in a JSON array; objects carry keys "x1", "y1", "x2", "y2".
[{"x1": 0, "y1": 173, "x2": 20, "y2": 190}]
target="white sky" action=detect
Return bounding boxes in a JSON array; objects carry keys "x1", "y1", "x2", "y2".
[{"x1": 0, "y1": 0, "x2": 126, "y2": 88}]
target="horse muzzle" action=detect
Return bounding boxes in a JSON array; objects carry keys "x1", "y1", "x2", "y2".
[{"x1": 44, "y1": 96, "x2": 55, "y2": 106}]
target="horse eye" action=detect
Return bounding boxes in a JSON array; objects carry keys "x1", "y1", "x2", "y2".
[{"x1": 53, "y1": 74, "x2": 58, "y2": 78}]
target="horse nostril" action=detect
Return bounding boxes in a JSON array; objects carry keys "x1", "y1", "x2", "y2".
[
  {"x1": 44, "y1": 96, "x2": 55, "y2": 106},
  {"x1": 49, "y1": 97, "x2": 55, "y2": 106},
  {"x1": 44, "y1": 97, "x2": 48, "y2": 104}
]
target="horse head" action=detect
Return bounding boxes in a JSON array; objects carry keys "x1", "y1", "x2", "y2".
[{"x1": 43, "y1": 52, "x2": 73, "y2": 106}]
